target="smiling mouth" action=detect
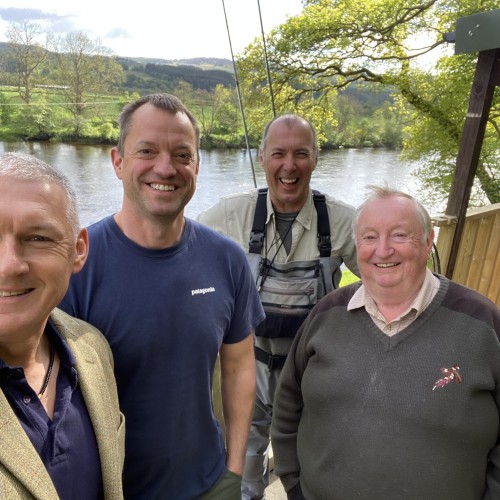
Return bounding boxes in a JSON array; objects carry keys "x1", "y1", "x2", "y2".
[
  {"x1": 149, "y1": 183, "x2": 175, "y2": 191},
  {"x1": 0, "y1": 289, "x2": 33, "y2": 297},
  {"x1": 375, "y1": 263, "x2": 399, "y2": 268},
  {"x1": 280, "y1": 178, "x2": 298, "y2": 185}
]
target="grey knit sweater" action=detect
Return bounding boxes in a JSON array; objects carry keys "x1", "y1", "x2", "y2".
[{"x1": 271, "y1": 275, "x2": 500, "y2": 500}]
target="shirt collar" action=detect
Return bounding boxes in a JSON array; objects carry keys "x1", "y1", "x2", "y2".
[
  {"x1": 348, "y1": 268, "x2": 439, "y2": 320},
  {"x1": 266, "y1": 189, "x2": 315, "y2": 231}
]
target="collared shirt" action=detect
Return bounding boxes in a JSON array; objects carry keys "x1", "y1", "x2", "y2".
[
  {"x1": 0, "y1": 320, "x2": 103, "y2": 499},
  {"x1": 198, "y1": 188, "x2": 359, "y2": 356},
  {"x1": 347, "y1": 268, "x2": 441, "y2": 336},
  {"x1": 197, "y1": 188, "x2": 359, "y2": 274}
]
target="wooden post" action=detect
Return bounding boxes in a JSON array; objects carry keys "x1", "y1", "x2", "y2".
[{"x1": 445, "y1": 47, "x2": 500, "y2": 278}]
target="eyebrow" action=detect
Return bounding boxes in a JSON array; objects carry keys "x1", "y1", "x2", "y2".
[{"x1": 24, "y1": 221, "x2": 66, "y2": 237}]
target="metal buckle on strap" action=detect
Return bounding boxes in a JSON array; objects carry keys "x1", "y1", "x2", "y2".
[
  {"x1": 266, "y1": 353, "x2": 287, "y2": 370},
  {"x1": 317, "y1": 234, "x2": 331, "y2": 257},
  {"x1": 249, "y1": 230, "x2": 265, "y2": 254},
  {"x1": 255, "y1": 346, "x2": 287, "y2": 370}
]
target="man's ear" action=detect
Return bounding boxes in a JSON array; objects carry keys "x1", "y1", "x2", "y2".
[
  {"x1": 111, "y1": 147, "x2": 124, "y2": 180},
  {"x1": 72, "y1": 228, "x2": 89, "y2": 274}
]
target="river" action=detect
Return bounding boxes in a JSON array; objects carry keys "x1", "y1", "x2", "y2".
[{"x1": 0, "y1": 141, "x2": 425, "y2": 226}]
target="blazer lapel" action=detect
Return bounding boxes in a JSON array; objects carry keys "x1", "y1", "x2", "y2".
[
  {"x1": 0, "y1": 391, "x2": 59, "y2": 499},
  {"x1": 53, "y1": 312, "x2": 123, "y2": 499}
]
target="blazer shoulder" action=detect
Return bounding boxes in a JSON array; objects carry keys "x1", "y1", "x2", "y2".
[{"x1": 50, "y1": 308, "x2": 112, "y2": 355}]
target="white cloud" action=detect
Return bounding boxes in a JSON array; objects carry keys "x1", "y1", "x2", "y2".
[{"x1": 0, "y1": 0, "x2": 303, "y2": 60}]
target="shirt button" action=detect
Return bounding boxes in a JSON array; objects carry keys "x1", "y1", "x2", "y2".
[{"x1": 23, "y1": 396, "x2": 31, "y2": 404}]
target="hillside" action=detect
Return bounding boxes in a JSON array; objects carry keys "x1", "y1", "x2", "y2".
[
  {"x1": 0, "y1": 42, "x2": 235, "y2": 94},
  {"x1": 117, "y1": 56, "x2": 235, "y2": 93}
]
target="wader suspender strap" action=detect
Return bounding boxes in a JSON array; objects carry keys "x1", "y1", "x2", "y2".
[
  {"x1": 248, "y1": 187, "x2": 332, "y2": 255},
  {"x1": 248, "y1": 188, "x2": 268, "y2": 254},
  {"x1": 312, "y1": 191, "x2": 332, "y2": 257}
]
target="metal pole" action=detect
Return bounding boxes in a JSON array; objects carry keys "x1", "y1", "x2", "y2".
[
  {"x1": 257, "y1": 0, "x2": 276, "y2": 117},
  {"x1": 221, "y1": 0, "x2": 257, "y2": 188}
]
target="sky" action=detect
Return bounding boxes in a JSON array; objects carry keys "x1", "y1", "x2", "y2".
[{"x1": 0, "y1": 0, "x2": 304, "y2": 60}]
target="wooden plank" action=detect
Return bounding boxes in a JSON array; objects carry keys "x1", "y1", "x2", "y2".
[
  {"x1": 486, "y1": 247, "x2": 500, "y2": 307},
  {"x1": 436, "y1": 224, "x2": 454, "y2": 273},
  {"x1": 484, "y1": 214, "x2": 500, "y2": 306},
  {"x1": 464, "y1": 203, "x2": 500, "y2": 220},
  {"x1": 453, "y1": 218, "x2": 478, "y2": 284},
  {"x1": 467, "y1": 216, "x2": 491, "y2": 290}
]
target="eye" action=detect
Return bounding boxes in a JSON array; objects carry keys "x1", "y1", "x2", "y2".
[
  {"x1": 28, "y1": 235, "x2": 50, "y2": 242},
  {"x1": 136, "y1": 148, "x2": 156, "y2": 158},
  {"x1": 174, "y1": 152, "x2": 195, "y2": 164},
  {"x1": 391, "y1": 232, "x2": 410, "y2": 242}
]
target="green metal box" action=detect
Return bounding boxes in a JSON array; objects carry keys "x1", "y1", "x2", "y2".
[{"x1": 455, "y1": 9, "x2": 500, "y2": 54}]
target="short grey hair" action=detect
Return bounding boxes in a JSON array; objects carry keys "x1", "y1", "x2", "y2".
[
  {"x1": 354, "y1": 184, "x2": 433, "y2": 243},
  {"x1": 0, "y1": 152, "x2": 80, "y2": 238},
  {"x1": 260, "y1": 114, "x2": 319, "y2": 164}
]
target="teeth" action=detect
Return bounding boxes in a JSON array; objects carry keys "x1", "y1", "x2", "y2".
[
  {"x1": 0, "y1": 289, "x2": 30, "y2": 297},
  {"x1": 150, "y1": 184, "x2": 175, "y2": 191},
  {"x1": 281, "y1": 178, "x2": 298, "y2": 184},
  {"x1": 376, "y1": 263, "x2": 398, "y2": 268}
]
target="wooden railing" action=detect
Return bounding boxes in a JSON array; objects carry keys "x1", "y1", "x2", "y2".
[{"x1": 434, "y1": 203, "x2": 500, "y2": 307}]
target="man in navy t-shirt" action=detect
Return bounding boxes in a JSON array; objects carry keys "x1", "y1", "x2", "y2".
[{"x1": 60, "y1": 93, "x2": 265, "y2": 499}]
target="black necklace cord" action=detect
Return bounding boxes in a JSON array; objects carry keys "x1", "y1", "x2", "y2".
[
  {"x1": 258, "y1": 213, "x2": 297, "y2": 291},
  {"x1": 38, "y1": 340, "x2": 55, "y2": 398}
]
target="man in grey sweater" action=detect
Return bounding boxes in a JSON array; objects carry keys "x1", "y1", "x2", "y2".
[{"x1": 271, "y1": 185, "x2": 500, "y2": 500}]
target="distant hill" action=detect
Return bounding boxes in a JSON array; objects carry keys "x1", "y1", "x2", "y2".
[
  {"x1": 116, "y1": 56, "x2": 235, "y2": 93},
  {"x1": 124, "y1": 56, "x2": 233, "y2": 72}
]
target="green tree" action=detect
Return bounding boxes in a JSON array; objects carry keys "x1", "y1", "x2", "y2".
[
  {"x1": 5, "y1": 21, "x2": 47, "y2": 103},
  {"x1": 48, "y1": 31, "x2": 125, "y2": 135},
  {"x1": 213, "y1": 85, "x2": 240, "y2": 142},
  {"x1": 238, "y1": 0, "x2": 499, "y2": 206}
]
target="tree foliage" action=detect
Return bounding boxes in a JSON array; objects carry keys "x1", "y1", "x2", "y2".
[
  {"x1": 48, "y1": 31, "x2": 125, "y2": 134},
  {"x1": 237, "y1": 0, "x2": 500, "y2": 206},
  {"x1": 5, "y1": 21, "x2": 47, "y2": 103}
]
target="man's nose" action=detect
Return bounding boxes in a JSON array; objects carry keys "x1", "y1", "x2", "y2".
[
  {"x1": 154, "y1": 153, "x2": 176, "y2": 176},
  {"x1": 0, "y1": 240, "x2": 29, "y2": 277},
  {"x1": 374, "y1": 236, "x2": 395, "y2": 257},
  {"x1": 282, "y1": 152, "x2": 296, "y2": 170}
]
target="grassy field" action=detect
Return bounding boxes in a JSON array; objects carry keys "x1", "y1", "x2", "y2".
[{"x1": 339, "y1": 269, "x2": 361, "y2": 287}]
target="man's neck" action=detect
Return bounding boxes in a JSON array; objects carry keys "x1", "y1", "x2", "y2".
[
  {"x1": 0, "y1": 326, "x2": 46, "y2": 368},
  {"x1": 114, "y1": 210, "x2": 186, "y2": 249},
  {"x1": 368, "y1": 286, "x2": 423, "y2": 323}
]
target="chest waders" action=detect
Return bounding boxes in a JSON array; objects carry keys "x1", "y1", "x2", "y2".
[{"x1": 247, "y1": 188, "x2": 336, "y2": 370}]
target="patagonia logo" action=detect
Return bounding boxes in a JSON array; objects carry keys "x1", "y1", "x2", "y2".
[{"x1": 191, "y1": 287, "x2": 215, "y2": 296}]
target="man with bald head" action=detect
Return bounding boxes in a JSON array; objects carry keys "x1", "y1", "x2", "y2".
[{"x1": 198, "y1": 114, "x2": 359, "y2": 499}]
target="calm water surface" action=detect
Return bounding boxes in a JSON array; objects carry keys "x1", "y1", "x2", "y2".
[{"x1": 0, "y1": 141, "x2": 425, "y2": 226}]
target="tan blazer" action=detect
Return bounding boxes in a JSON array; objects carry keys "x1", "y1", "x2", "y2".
[{"x1": 0, "y1": 308, "x2": 125, "y2": 499}]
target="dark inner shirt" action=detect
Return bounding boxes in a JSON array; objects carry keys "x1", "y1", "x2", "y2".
[{"x1": 275, "y1": 210, "x2": 299, "y2": 254}]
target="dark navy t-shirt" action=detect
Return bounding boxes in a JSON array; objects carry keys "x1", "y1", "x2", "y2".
[{"x1": 59, "y1": 216, "x2": 265, "y2": 499}]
